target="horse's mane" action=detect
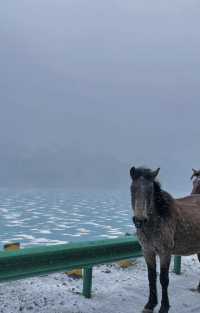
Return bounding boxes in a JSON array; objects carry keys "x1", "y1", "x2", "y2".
[
  {"x1": 153, "y1": 181, "x2": 174, "y2": 217},
  {"x1": 133, "y1": 167, "x2": 174, "y2": 217}
]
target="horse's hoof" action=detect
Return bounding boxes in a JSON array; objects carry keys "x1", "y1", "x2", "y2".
[
  {"x1": 142, "y1": 309, "x2": 153, "y2": 313},
  {"x1": 158, "y1": 307, "x2": 170, "y2": 313}
]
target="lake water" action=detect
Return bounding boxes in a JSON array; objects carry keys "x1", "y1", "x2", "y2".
[{"x1": 0, "y1": 189, "x2": 134, "y2": 249}]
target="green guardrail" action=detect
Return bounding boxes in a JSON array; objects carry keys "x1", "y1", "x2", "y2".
[
  {"x1": 0, "y1": 236, "x2": 182, "y2": 298},
  {"x1": 174, "y1": 255, "x2": 181, "y2": 274}
]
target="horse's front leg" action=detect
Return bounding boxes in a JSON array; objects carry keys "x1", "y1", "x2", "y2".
[
  {"x1": 142, "y1": 251, "x2": 158, "y2": 313},
  {"x1": 158, "y1": 254, "x2": 171, "y2": 313}
]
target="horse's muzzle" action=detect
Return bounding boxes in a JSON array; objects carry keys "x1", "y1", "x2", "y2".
[{"x1": 132, "y1": 216, "x2": 147, "y2": 229}]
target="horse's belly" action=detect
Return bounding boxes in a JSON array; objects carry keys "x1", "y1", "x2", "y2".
[
  {"x1": 173, "y1": 223, "x2": 200, "y2": 255},
  {"x1": 173, "y1": 243, "x2": 200, "y2": 256}
]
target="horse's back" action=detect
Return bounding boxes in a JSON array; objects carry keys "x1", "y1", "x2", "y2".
[
  {"x1": 175, "y1": 195, "x2": 200, "y2": 219},
  {"x1": 176, "y1": 194, "x2": 200, "y2": 208}
]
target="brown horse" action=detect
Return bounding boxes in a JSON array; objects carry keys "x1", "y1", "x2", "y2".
[
  {"x1": 130, "y1": 167, "x2": 200, "y2": 313},
  {"x1": 191, "y1": 168, "x2": 200, "y2": 194}
]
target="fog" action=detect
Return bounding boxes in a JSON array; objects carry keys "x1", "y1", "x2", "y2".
[{"x1": 0, "y1": 1, "x2": 200, "y2": 193}]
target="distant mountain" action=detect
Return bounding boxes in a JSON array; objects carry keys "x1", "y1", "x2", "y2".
[
  {"x1": 0, "y1": 146, "x2": 129, "y2": 188},
  {"x1": 0, "y1": 144, "x2": 192, "y2": 194}
]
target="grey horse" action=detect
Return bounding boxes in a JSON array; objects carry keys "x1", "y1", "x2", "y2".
[{"x1": 130, "y1": 167, "x2": 200, "y2": 313}]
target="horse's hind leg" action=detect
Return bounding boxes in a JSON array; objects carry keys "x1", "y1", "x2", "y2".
[
  {"x1": 189, "y1": 254, "x2": 200, "y2": 292},
  {"x1": 197, "y1": 254, "x2": 200, "y2": 292}
]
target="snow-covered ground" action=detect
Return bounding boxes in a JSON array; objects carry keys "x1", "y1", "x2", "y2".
[{"x1": 0, "y1": 256, "x2": 200, "y2": 313}]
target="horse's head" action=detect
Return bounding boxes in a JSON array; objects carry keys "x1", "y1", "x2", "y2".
[
  {"x1": 191, "y1": 168, "x2": 200, "y2": 194},
  {"x1": 191, "y1": 168, "x2": 200, "y2": 180},
  {"x1": 130, "y1": 166, "x2": 160, "y2": 229}
]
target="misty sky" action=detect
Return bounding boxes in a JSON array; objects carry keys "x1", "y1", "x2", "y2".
[{"x1": 0, "y1": 1, "x2": 200, "y2": 192}]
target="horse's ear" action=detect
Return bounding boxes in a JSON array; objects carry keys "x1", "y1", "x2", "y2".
[
  {"x1": 191, "y1": 168, "x2": 196, "y2": 180},
  {"x1": 130, "y1": 167, "x2": 135, "y2": 179},
  {"x1": 152, "y1": 168, "x2": 160, "y2": 179}
]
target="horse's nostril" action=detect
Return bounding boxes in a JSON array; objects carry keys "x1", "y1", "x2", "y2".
[
  {"x1": 132, "y1": 217, "x2": 141, "y2": 225},
  {"x1": 132, "y1": 216, "x2": 147, "y2": 229},
  {"x1": 133, "y1": 217, "x2": 146, "y2": 223}
]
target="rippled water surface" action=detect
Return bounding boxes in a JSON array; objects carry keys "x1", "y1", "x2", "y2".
[{"x1": 0, "y1": 189, "x2": 133, "y2": 248}]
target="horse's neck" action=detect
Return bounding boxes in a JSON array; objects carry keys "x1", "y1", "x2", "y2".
[
  {"x1": 192, "y1": 186, "x2": 200, "y2": 194},
  {"x1": 192, "y1": 178, "x2": 200, "y2": 194},
  {"x1": 153, "y1": 186, "x2": 173, "y2": 218}
]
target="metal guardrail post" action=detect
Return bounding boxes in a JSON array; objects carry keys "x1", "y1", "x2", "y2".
[
  {"x1": 173, "y1": 256, "x2": 181, "y2": 274},
  {"x1": 83, "y1": 267, "x2": 93, "y2": 298}
]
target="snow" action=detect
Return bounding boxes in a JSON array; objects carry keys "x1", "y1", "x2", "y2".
[{"x1": 0, "y1": 256, "x2": 200, "y2": 313}]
